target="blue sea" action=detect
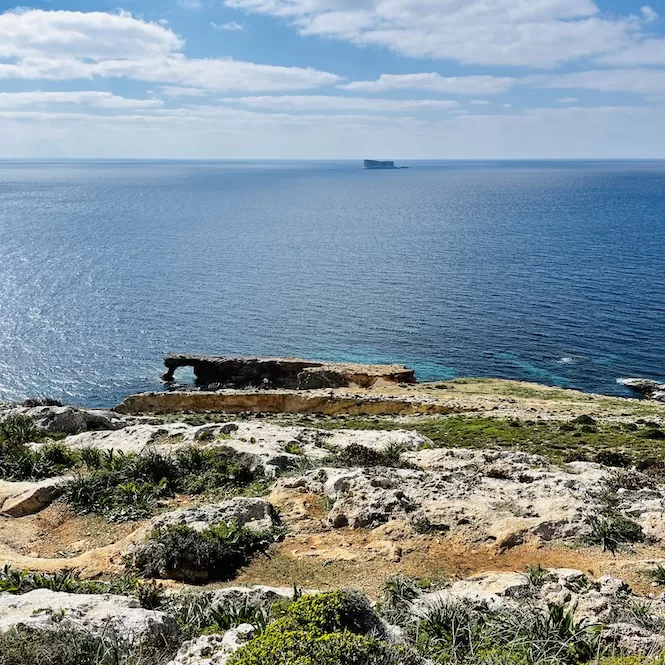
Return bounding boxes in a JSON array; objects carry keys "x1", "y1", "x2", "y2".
[{"x1": 0, "y1": 159, "x2": 664, "y2": 408}]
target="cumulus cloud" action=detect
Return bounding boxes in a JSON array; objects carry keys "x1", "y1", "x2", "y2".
[
  {"x1": 340, "y1": 74, "x2": 517, "y2": 95},
  {"x1": 222, "y1": 0, "x2": 653, "y2": 67},
  {"x1": 0, "y1": 8, "x2": 340, "y2": 91},
  {"x1": 221, "y1": 95, "x2": 459, "y2": 111}
]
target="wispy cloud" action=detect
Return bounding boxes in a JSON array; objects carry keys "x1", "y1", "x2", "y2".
[
  {"x1": 211, "y1": 21, "x2": 246, "y2": 31},
  {"x1": 340, "y1": 74, "x2": 517, "y2": 95}
]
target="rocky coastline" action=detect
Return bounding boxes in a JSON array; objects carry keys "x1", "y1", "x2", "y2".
[{"x1": 2, "y1": 358, "x2": 665, "y2": 665}]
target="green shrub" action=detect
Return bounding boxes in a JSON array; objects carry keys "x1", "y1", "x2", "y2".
[
  {"x1": 226, "y1": 629, "x2": 423, "y2": 665},
  {"x1": 61, "y1": 446, "x2": 263, "y2": 521},
  {"x1": 0, "y1": 625, "x2": 166, "y2": 665},
  {"x1": 0, "y1": 566, "x2": 164, "y2": 610},
  {"x1": 273, "y1": 590, "x2": 381, "y2": 636},
  {"x1": 414, "y1": 599, "x2": 602, "y2": 665},
  {"x1": 0, "y1": 415, "x2": 43, "y2": 445},
  {"x1": 128, "y1": 521, "x2": 282, "y2": 583},
  {"x1": 586, "y1": 514, "x2": 644, "y2": 554}
]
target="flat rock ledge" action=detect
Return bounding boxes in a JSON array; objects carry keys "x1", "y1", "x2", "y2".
[
  {"x1": 163, "y1": 354, "x2": 416, "y2": 389},
  {"x1": 115, "y1": 389, "x2": 463, "y2": 416},
  {"x1": 0, "y1": 589, "x2": 180, "y2": 648}
]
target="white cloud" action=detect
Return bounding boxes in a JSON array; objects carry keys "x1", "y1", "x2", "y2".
[
  {"x1": 556, "y1": 97, "x2": 578, "y2": 103},
  {"x1": 641, "y1": 6, "x2": 658, "y2": 23},
  {"x1": 159, "y1": 86, "x2": 207, "y2": 97},
  {"x1": 0, "y1": 9, "x2": 340, "y2": 92},
  {"x1": 212, "y1": 21, "x2": 246, "y2": 31},
  {"x1": 538, "y1": 69, "x2": 665, "y2": 94},
  {"x1": 340, "y1": 74, "x2": 517, "y2": 95},
  {"x1": 469, "y1": 100, "x2": 490, "y2": 106},
  {"x1": 223, "y1": 0, "x2": 651, "y2": 67},
  {"x1": 0, "y1": 91, "x2": 163, "y2": 109},
  {"x1": 597, "y1": 39, "x2": 665, "y2": 66},
  {"x1": 0, "y1": 9, "x2": 182, "y2": 59},
  {"x1": 222, "y1": 95, "x2": 459, "y2": 112}
]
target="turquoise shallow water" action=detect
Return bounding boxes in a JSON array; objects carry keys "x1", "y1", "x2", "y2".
[{"x1": 0, "y1": 159, "x2": 663, "y2": 407}]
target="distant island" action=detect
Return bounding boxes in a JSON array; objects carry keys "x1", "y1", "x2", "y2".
[{"x1": 362, "y1": 159, "x2": 409, "y2": 170}]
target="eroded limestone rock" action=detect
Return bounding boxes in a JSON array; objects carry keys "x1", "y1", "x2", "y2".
[{"x1": 0, "y1": 589, "x2": 180, "y2": 647}]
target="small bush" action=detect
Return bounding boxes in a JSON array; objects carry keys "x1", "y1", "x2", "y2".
[
  {"x1": 647, "y1": 564, "x2": 665, "y2": 586},
  {"x1": 572, "y1": 415, "x2": 597, "y2": 426},
  {"x1": 22, "y1": 398, "x2": 63, "y2": 407},
  {"x1": 586, "y1": 514, "x2": 644, "y2": 554},
  {"x1": 335, "y1": 443, "x2": 410, "y2": 468},
  {"x1": 0, "y1": 417, "x2": 79, "y2": 481},
  {"x1": 128, "y1": 521, "x2": 282, "y2": 583},
  {"x1": 640, "y1": 429, "x2": 665, "y2": 440},
  {"x1": 0, "y1": 625, "x2": 166, "y2": 665},
  {"x1": 274, "y1": 590, "x2": 382, "y2": 636},
  {"x1": 226, "y1": 629, "x2": 423, "y2": 665},
  {"x1": 606, "y1": 469, "x2": 656, "y2": 492},
  {"x1": 284, "y1": 441, "x2": 305, "y2": 456},
  {"x1": 595, "y1": 451, "x2": 632, "y2": 468},
  {"x1": 0, "y1": 415, "x2": 43, "y2": 445},
  {"x1": 379, "y1": 575, "x2": 420, "y2": 623}
]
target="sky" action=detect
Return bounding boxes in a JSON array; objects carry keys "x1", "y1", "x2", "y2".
[{"x1": 1, "y1": 0, "x2": 665, "y2": 158}]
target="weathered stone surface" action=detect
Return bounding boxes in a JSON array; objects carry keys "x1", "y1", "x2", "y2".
[
  {"x1": 61, "y1": 421, "x2": 429, "y2": 475},
  {"x1": 166, "y1": 625, "x2": 256, "y2": 665},
  {"x1": 115, "y1": 389, "x2": 461, "y2": 416},
  {"x1": 147, "y1": 497, "x2": 278, "y2": 534},
  {"x1": 162, "y1": 355, "x2": 416, "y2": 389},
  {"x1": 279, "y1": 448, "x2": 665, "y2": 546},
  {"x1": 0, "y1": 589, "x2": 180, "y2": 647},
  {"x1": 1, "y1": 405, "x2": 127, "y2": 434},
  {"x1": 0, "y1": 477, "x2": 67, "y2": 517},
  {"x1": 415, "y1": 569, "x2": 665, "y2": 655}
]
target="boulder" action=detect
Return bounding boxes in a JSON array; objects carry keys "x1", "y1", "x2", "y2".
[
  {"x1": 0, "y1": 589, "x2": 180, "y2": 648},
  {"x1": 0, "y1": 477, "x2": 66, "y2": 517},
  {"x1": 20, "y1": 406, "x2": 124, "y2": 434}
]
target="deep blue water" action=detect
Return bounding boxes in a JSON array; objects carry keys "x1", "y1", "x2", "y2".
[{"x1": 0, "y1": 159, "x2": 664, "y2": 408}]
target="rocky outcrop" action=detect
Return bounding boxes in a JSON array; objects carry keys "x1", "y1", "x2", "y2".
[
  {"x1": 619, "y1": 378, "x2": 665, "y2": 403},
  {"x1": 0, "y1": 477, "x2": 67, "y2": 517},
  {"x1": 416, "y1": 569, "x2": 665, "y2": 655},
  {"x1": 0, "y1": 589, "x2": 180, "y2": 647},
  {"x1": 166, "y1": 625, "x2": 256, "y2": 665},
  {"x1": 1, "y1": 405, "x2": 127, "y2": 434},
  {"x1": 60, "y1": 421, "x2": 429, "y2": 475},
  {"x1": 146, "y1": 498, "x2": 278, "y2": 534},
  {"x1": 115, "y1": 389, "x2": 461, "y2": 416},
  {"x1": 278, "y1": 448, "x2": 665, "y2": 547},
  {"x1": 162, "y1": 355, "x2": 416, "y2": 389}
]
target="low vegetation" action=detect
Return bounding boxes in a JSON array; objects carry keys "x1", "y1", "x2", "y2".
[
  {"x1": 128, "y1": 521, "x2": 284, "y2": 583},
  {"x1": 0, "y1": 566, "x2": 164, "y2": 609},
  {"x1": 61, "y1": 446, "x2": 265, "y2": 521},
  {"x1": 0, "y1": 626, "x2": 169, "y2": 665},
  {"x1": 300, "y1": 415, "x2": 665, "y2": 466}
]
